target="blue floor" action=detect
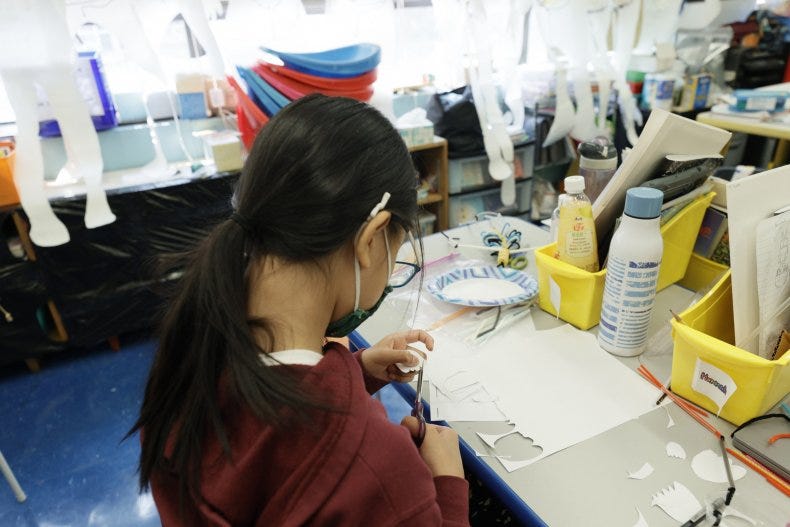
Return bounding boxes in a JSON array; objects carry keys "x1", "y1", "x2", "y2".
[{"x1": 0, "y1": 335, "x2": 412, "y2": 526}]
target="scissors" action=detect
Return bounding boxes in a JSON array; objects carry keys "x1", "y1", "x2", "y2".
[{"x1": 411, "y1": 367, "x2": 427, "y2": 447}]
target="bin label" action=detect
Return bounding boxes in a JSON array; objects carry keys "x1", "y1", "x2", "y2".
[{"x1": 692, "y1": 358, "x2": 736, "y2": 415}]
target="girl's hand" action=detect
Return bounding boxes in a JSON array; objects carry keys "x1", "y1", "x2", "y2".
[
  {"x1": 360, "y1": 329, "x2": 434, "y2": 383},
  {"x1": 401, "y1": 416, "x2": 464, "y2": 478}
]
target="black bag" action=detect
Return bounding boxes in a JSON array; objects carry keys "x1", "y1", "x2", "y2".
[{"x1": 426, "y1": 86, "x2": 485, "y2": 158}]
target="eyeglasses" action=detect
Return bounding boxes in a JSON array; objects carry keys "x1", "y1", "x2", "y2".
[
  {"x1": 389, "y1": 260, "x2": 422, "y2": 288},
  {"x1": 388, "y1": 231, "x2": 422, "y2": 288}
]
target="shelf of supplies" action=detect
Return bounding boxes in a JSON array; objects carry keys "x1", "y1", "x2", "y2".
[
  {"x1": 408, "y1": 137, "x2": 447, "y2": 153},
  {"x1": 418, "y1": 192, "x2": 443, "y2": 206}
]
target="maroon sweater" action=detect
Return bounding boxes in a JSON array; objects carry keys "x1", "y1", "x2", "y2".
[{"x1": 151, "y1": 343, "x2": 470, "y2": 526}]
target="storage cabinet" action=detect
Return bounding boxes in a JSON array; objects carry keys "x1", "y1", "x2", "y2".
[{"x1": 411, "y1": 138, "x2": 449, "y2": 232}]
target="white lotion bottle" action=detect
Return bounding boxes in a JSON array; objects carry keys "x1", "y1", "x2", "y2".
[{"x1": 598, "y1": 187, "x2": 664, "y2": 357}]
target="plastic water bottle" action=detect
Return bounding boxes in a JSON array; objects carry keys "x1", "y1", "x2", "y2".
[
  {"x1": 598, "y1": 187, "x2": 664, "y2": 357},
  {"x1": 578, "y1": 137, "x2": 617, "y2": 204},
  {"x1": 555, "y1": 176, "x2": 599, "y2": 272}
]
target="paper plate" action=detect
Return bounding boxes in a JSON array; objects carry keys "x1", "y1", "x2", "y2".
[{"x1": 426, "y1": 266, "x2": 538, "y2": 307}]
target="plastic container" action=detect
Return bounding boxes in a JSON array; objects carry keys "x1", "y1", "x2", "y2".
[
  {"x1": 578, "y1": 137, "x2": 617, "y2": 205},
  {"x1": 447, "y1": 179, "x2": 533, "y2": 228},
  {"x1": 598, "y1": 187, "x2": 664, "y2": 357},
  {"x1": 448, "y1": 144, "x2": 533, "y2": 194},
  {"x1": 671, "y1": 270, "x2": 790, "y2": 425},
  {"x1": 555, "y1": 176, "x2": 599, "y2": 272},
  {"x1": 535, "y1": 191, "x2": 714, "y2": 330}
]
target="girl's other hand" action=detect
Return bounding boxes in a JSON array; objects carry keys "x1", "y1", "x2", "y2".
[
  {"x1": 360, "y1": 329, "x2": 434, "y2": 383},
  {"x1": 401, "y1": 416, "x2": 464, "y2": 478}
]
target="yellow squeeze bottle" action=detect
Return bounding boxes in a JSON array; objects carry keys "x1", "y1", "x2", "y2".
[{"x1": 556, "y1": 175, "x2": 599, "y2": 272}]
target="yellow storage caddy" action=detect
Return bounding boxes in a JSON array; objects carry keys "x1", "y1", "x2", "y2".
[
  {"x1": 670, "y1": 270, "x2": 790, "y2": 426},
  {"x1": 677, "y1": 253, "x2": 729, "y2": 292},
  {"x1": 536, "y1": 192, "x2": 714, "y2": 330}
]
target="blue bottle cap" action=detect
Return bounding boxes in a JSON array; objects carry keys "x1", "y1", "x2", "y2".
[{"x1": 624, "y1": 187, "x2": 663, "y2": 219}]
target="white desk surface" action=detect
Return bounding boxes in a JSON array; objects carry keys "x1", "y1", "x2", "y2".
[
  {"x1": 696, "y1": 112, "x2": 790, "y2": 141},
  {"x1": 356, "y1": 220, "x2": 790, "y2": 526}
]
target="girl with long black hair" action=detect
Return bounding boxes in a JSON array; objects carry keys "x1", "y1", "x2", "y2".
[{"x1": 131, "y1": 94, "x2": 469, "y2": 526}]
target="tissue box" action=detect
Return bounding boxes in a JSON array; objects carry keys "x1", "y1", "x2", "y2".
[{"x1": 398, "y1": 123, "x2": 434, "y2": 148}]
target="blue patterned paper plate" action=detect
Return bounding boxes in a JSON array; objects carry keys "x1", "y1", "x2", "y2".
[{"x1": 426, "y1": 265, "x2": 538, "y2": 307}]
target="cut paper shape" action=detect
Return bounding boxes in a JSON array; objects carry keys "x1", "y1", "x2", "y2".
[
  {"x1": 632, "y1": 507, "x2": 649, "y2": 527},
  {"x1": 651, "y1": 481, "x2": 701, "y2": 523},
  {"x1": 627, "y1": 462, "x2": 654, "y2": 480},
  {"x1": 666, "y1": 442, "x2": 687, "y2": 460},
  {"x1": 690, "y1": 449, "x2": 746, "y2": 483},
  {"x1": 429, "y1": 382, "x2": 504, "y2": 422},
  {"x1": 477, "y1": 427, "x2": 521, "y2": 450},
  {"x1": 443, "y1": 370, "x2": 479, "y2": 393},
  {"x1": 665, "y1": 406, "x2": 675, "y2": 428},
  {"x1": 692, "y1": 358, "x2": 737, "y2": 414}
]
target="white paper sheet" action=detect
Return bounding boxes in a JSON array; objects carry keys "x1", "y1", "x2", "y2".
[
  {"x1": 469, "y1": 324, "x2": 660, "y2": 467},
  {"x1": 755, "y1": 212, "x2": 790, "y2": 358},
  {"x1": 727, "y1": 165, "x2": 790, "y2": 354}
]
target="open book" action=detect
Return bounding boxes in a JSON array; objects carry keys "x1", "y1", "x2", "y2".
[{"x1": 592, "y1": 109, "x2": 732, "y2": 246}]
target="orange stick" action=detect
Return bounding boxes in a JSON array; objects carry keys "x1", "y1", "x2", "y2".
[
  {"x1": 428, "y1": 306, "x2": 476, "y2": 330},
  {"x1": 636, "y1": 366, "x2": 709, "y2": 417},
  {"x1": 768, "y1": 433, "x2": 790, "y2": 445},
  {"x1": 636, "y1": 367, "x2": 722, "y2": 438},
  {"x1": 727, "y1": 447, "x2": 790, "y2": 496}
]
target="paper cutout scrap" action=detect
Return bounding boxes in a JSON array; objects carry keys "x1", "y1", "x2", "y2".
[
  {"x1": 632, "y1": 507, "x2": 649, "y2": 527},
  {"x1": 690, "y1": 449, "x2": 746, "y2": 483},
  {"x1": 692, "y1": 357, "x2": 737, "y2": 414},
  {"x1": 651, "y1": 481, "x2": 701, "y2": 523},
  {"x1": 627, "y1": 462, "x2": 655, "y2": 480},
  {"x1": 666, "y1": 442, "x2": 687, "y2": 460},
  {"x1": 665, "y1": 406, "x2": 675, "y2": 428},
  {"x1": 477, "y1": 427, "x2": 521, "y2": 450}
]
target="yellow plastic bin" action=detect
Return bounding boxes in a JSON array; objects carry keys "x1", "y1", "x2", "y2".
[
  {"x1": 678, "y1": 252, "x2": 729, "y2": 292},
  {"x1": 536, "y1": 192, "x2": 714, "y2": 330},
  {"x1": 670, "y1": 270, "x2": 790, "y2": 425}
]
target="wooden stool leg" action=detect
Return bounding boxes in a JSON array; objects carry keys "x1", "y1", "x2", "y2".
[
  {"x1": 0, "y1": 450, "x2": 26, "y2": 503},
  {"x1": 23, "y1": 359, "x2": 40, "y2": 373},
  {"x1": 108, "y1": 335, "x2": 121, "y2": 352}
]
